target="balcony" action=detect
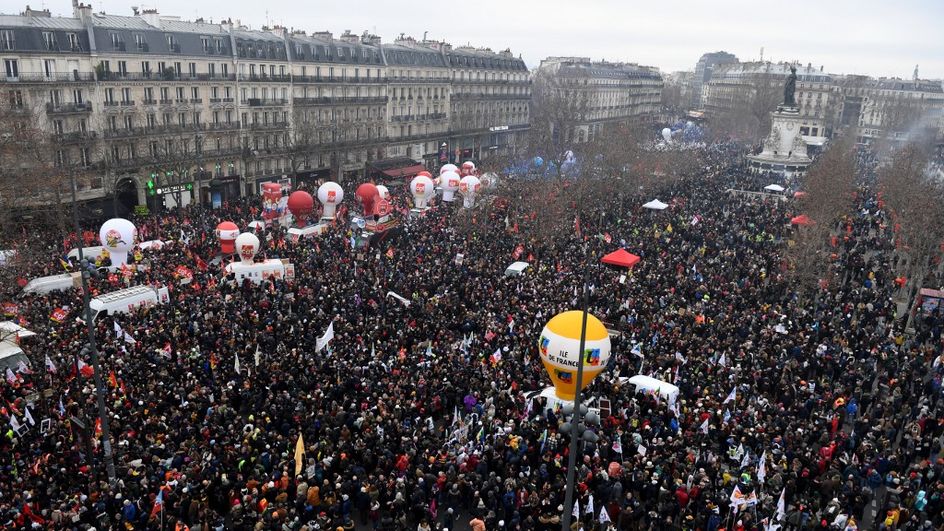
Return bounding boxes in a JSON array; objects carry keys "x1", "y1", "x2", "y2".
[
  {"x1": 388, "y1": 76, "x2": 449, "y2": 84},
  {"x1": 56, "y1": 131, "x2": 97, "y2": 143},
  {"x1": 238, "y1": 74, "x2": 291, "y2": 83},
  {"x1": 292, "y1": 96, "x2": 388, "y2": 106},
  {"x1": 247, "y1": 121, "x2": 288, "y2": 130},
  {"x1": 45, "y1": 102, "x2": 93, "y2": 114},
  {"x1": 189, "y1": 98, "x2": 203, "y2": 104},
  {"x1": 292, "y1": 75, "x2": 387, "y2": 84},
  {"x1": 159, "y1": 99, "x2": 174, "y2": 105},
  {"x1": 120, "y1": 100, "x2": 135, "y2": 106},
  {"x1": 206, "y1": 122, "x2": 241, "y2": 131},
  {"x1": 246, "y1": 98, "x2": 288, "y2": 107},
  {"x1": 142, "y1": 99, "x2": 157, "y2": 105},
  {"x1": 2, "y1": 72, "x2": 96, "y2": 83},
  {"x1": 175, "y1": 99, "x2": 189, "y2": 105}
]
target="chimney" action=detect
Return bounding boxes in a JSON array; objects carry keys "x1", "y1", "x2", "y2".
[
  {"x1": 313, "y1": 31, "x2": 333, "y2": 41},
  {"x1": 72, "y1": 0, "x2": 92, "y2": 20},
  {"x1": 23, "y1": 5, "x2": 52, "y2": 17},
  {"x1": 269, "y1": 25, "x2": 287, "y2": 38},
  {"x1": 339, "y1": 30, "x2": 359, "y2": 44},
  {"x1": 139, "y1": 8, "x2": 160, "y2": 27},
  {"x1": 360, "y1": 31, "x2": 381, "y2": 45}
]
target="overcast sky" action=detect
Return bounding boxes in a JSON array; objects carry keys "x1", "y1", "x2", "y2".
[{"x1": 67, "y1": 0, "x2": 944, "y2": 79}]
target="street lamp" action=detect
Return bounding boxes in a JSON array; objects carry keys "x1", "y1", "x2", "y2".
[{"x1": 70, "y1": 171, "x2": 117, "y2": 487}]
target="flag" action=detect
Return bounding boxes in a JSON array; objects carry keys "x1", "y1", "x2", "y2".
[
  {"x1": 77, "y1": 358, "x2": 94, "y2": 378},
  {"x1": 16, "y1": 360, "x2": 32, "y2": 375},
  {"x1": 9, "y1": 413, "x2": 21, "y2": 431},
  {"x1": 45, "y1": 355, "x2": 57, "y2": 374},
  {"x1": 452, "y1": 405, "x2": 459, "y2": 426},
  {"x1": 49, "y1": 308, "x2": 68, "y2": 323},
  {"x1": 512, "y1": 244, "x2": 524, "y2": 260},
  {"x1": 572, "y1": 499, "x2": 579, "y2": 518},
  {"x1": 723, "y1": 386, "x2": 736, "y2": 404},
  {"x1": 740, "y1": 447, "x2": 750, "y2": 469},
  {"x1": 160, "y1": 342, "x2": 172, "y2": 358},
  {"x1": 108, "y1": 370, "x2": 118, "y2": 388},
  {"x1": 385, "y1": 247, "x2": 394, "y2": 259},
  {"x1": 539, "y1": 429, "x2": 548, "y2": 453},
  {"x1": 294, "y1": 433, "x2": 305, "y2": 477},
  {"x1": 603, "y1": 232, "x2": 612, "y2": 243},
  {"x1": 723, "y1": 409, "x2": 731, "y2": 423},
  {"x1": 484, "y1": 330, "x2": 496, "y2": 342},
  {"x1": 574, "y1": 215, "x2": 581, "y2": 237},
  {"x1": 59, "y1": 257, "x2": 71, "y2": 271},
  {"x1": 612, "y1": 437, "x2": 622, "y2": 455},
  {"x1": 254, "y1": 344, "x2": 262, "y2": 367},
  {"x1": 631, "y1": 342, "x2": 643, "y2": 358},
  {"x1": 675, "y1": 351, "x2": 687, "y2": 365},
  {"x1": 114, "y1": 321, "x2": 122, "y2": 338},
  {"x1": 24, "y1": 406, "x2": 35, "y2": 426},
  {"x1": 489, "y1": 348, "x2": 502, "y2": 366},
  {"x1": 717, "y1": 352, "x2": 727, "y2": 367},
  {"x1": 57, "y1": 397, "x2": 65, "y2": 417},
  {"x1": 6, "y1": 368, "x2": 18, "y2": 384},
  {"x1": 585, "y1": 494, "x2": 594, "y2": 515},
  {"x1": 316, "y1": 321, "x2": 335, "y2": 353},
  {"x1": 599, "y1": 507, "x2": 611, "y2": 523},
  {"x1": 757, "y1": 450, "x2": 767, "y2": 484},
  {"x1": 234, "y1": 355, "x2": 241, "y2": 375},
  {"x1": 699, "y1": 418, "x2": 709, "y2": 434},
  {"x1": 775, "y1": 487, "x2": 786, "y2": 521},
  {"x1": 151, "y1": 488, "x2": 165, "y2": 518}
]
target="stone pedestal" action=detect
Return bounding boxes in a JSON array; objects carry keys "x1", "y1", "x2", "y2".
[{"x1": 749, "y1": 105, "x2": 812, "y2": 181}]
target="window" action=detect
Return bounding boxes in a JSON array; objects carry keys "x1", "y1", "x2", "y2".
[
  {"x1": 53, "y1": 120, "x2": 64, "y2": 135},
  {"x1": 160, "y1": 87, "x2": 169, "y2": 101},
  {"x1": 221, "y1": 63, "x2": 228, "y2": 76},
  {"x1": 42, "y1": 32, "x2": 57, "y2": 50},
  {"x1": 144, "y1": 87, "x2": 153, "y2": 101},
  {"x1": 0, "y1": 31, "x2": 14, "y2": 51},
  {"x1": 124, "y1": 115, "x2": 133, "y2": 129},
  {"x1": 208, "y1": 63, "x2": 216, "y2": 77},
  {"x1": 68, "y1": 33, "x2": 79, "y2": 50},
  {"x1": 8, "y1": 90, "x2": 23, "y2": 108},
  {"x1": 189, "y1": 62, "x2": 197, "y2": 77},
  {"x1": 43, "y1": 59, "x2": 56, "y2": 78},
  {"x1": 191, "y1": 87, "x2": 199, "y2": 99},
  {"x1": 178, "y1": 113, "x2": 187, "y2": 126},
  {"x1": 73, "y1": 88, "x2": 83, "y2": 104},
  {"x1": 215, "y1": 39, "x2": 223, "y2": 53},
  {"x1": 107, "y1": 116, "x2": 117, "y2": 131},
  {"x1": 176, "y1": 87, "x2": 185, "y2": 100},
  {"x1": 174, "y1": 62, "x2": 181, "y2": 76},
  {"x1": 104, "y1": 88, "x2": 116, "y2": 104},
  {"x1": 117, "y1": 60, "x2": 127, "y2": 76},
  {"x1": 4, "y1": 59, "x2": 18, "y2": 80},
  {"x1": 55, "y1": 150, "x2": 65, "y2": 167},
  {"x1": 192, "y1": 111, "x2": 201, "y2": 125},
  {"x1": 80, "y1": 147, "x2": 90, "y2": 167},
  {"x1": 141, "y1": 61, "x2": 151, "y2": 75},
  {"x1": 201, "y1": 37, "x2": 209, "y2": 51},
  {"x1": 111, "y1": 32, "x2": 121, "y2": 48},
  {"x1": 121, "y1": 87, "x2": 131, "y2": 102},
  {"x1": 147, "y1": 114, "x2": 156, "y2": 129},
  {"x1": 134, "y1": 33, "x2": 145, "y2": 49}
]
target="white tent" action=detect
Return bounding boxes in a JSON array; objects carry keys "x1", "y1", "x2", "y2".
[
  {"x1": 0, "y1": 321, "x2": 34, "y2": 372},
  {"x1": 642, "y1": 199, "x2": 669, "y2": 211},
  {"x1": 763, "y1": 184, "x2": 786, "y2": 193},
  {"x1": 504, "y1": 261, "x2": 530, "y2": 277},
  {"x1": 622, "y1": 375, "x2": 680, "y2": 407}
]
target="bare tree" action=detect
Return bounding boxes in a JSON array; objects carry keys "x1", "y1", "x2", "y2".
[{"x1": 528, "y1": 69, "x2": 591, "y2": 180}]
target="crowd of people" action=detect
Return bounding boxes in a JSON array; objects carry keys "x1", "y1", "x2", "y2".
[{"x1": 0, "y1": 140, "x2": 942, "y2": 531}]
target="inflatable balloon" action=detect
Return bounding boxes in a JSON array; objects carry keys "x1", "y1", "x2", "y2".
[
  {"x1": 234, "y1": 232, "x2": 260, "y2": 264},
  {"x1": 317, "y1": 181, "x2": 344, "y2": 219},
  {"x1": 376, "y1": 185, "x2": 390, "y2": 201},
  {"x1": 533, "y1": 156, "x2": 544, "y2": 167},
  {"x1": 417, "y1": 170, "x2": 432, "y2": 178},
  {"x1": 460, "y1": 161, "x2": 476, "y2": 177},
  {"x1": 440, "y1": 171, "x2": 461, "y2": 202},
  {"x1": 661, "y1": 127, "x2": 672, "y2": 143},
  {"x1": 538, "y1": 310, "x2": 611, "y2": 401},
  {"x1": 409, "y1": 175, "x2": 435, "y2": 209},
  {"x1": 216, "y1": 221, "x2": 240, "y2": 254},
  {"x1": 287, "y1": 190, "x2": 314, "y2": 227},
  {"x1": 355, "y1": 182, "x2": 380, "y2": 216},
  {"x1": 439, "y1": 164, "x2": 458, "y2": 176},
  {"x1": 481, "y1": 172, "x2": 499, "y2": 190},
  {"x1": 459, "y1": 175, "x2": 481, "y2": 208},
  {"x1": 99, "y1": 218, "x2": 137, "y2": 267}
]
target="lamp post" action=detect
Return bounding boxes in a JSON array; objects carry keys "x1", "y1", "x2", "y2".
[
  {"x1": 561, "y1": 282, "x2": 590, "y2": 530},
  {"x1": 70, "y1": 171, "x2": 117, "y2": 487}
]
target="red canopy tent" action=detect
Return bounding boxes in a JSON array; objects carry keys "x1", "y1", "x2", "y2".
[
  {"x1": 790, "y1": 214, "x2": 815, "y2": 226},
  {"x1": 601, "y1": 248, "x2": 641, "y2": 269},
  {"x1": 793, "y1": 191, "x2": 808, "y2": 199}
]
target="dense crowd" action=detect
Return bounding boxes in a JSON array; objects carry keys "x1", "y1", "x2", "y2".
[{"x1": 0, "y1": 141, "x2": 943, "y2": 531}]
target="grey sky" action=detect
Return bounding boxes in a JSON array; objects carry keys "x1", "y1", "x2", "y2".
[{"x1": 67, "y1": 0, "x2": 944, "y2": 79}]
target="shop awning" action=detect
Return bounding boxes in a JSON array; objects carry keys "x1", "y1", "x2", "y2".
[{"x1": 381, "y1": 164, "x2": 426, "y2": 178}]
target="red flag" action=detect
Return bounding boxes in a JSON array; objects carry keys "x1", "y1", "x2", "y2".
[
  {"x1": 49, "y1": 307, "x2": 68, "y2": 323},
  {"x1": 575, "y1": 215, "x2": 581, "y2": 237},
  {"x1": 604, "y1": 232, "x2": 612, "y2": 244},
  {"x1": 108, "y1": 370, "x2": 118, "y2": 388},
  {"x1": 195, "y1": 255, "x2": 208, "y2": 271},
  {"x1": 77, "y1": 359, "x2": 94, "y2": 378},
  {"x1": 386, "y1": 248, "x2": 395, "y2": 259},
  {"x1": 94, "y1": 417, "x2": 102, "y2": 437},
  {"x1": 512, "y1": 244, "x2": 524, "y2": 260}
]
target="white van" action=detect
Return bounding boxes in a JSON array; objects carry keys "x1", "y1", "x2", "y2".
[
  {"x1": 224, "y1": 259, "x2": 295, "y2": 284},
  {"x1": 89, "y1": 285, "x2": 170, "y2": 320},
  {"x1": 504, "y1": 261, "x2": 530, "y2": 277},
  {"x1": 67, "y1": 246, "x2": 107, "y2": 261},
  {"x1": 22, "y1": 273, "x2": 82, "y2": 295}
]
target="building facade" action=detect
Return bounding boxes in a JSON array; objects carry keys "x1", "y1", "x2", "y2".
[
  {"x1": 691, "y1": 51, "x2": 737, "y2": 109},
  {"x1": 535, "y1": 57, "x2": 663, "y2": 143},
  {"x1": 0, "y1": 3, "x2": 529, "y2": 215}
]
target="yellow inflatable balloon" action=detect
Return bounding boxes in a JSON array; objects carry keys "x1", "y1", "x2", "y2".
[{"x1": 539, "y1": 310, "x2": 611, "y2": 401}]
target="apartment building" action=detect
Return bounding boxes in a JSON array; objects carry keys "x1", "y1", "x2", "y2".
[{"x1": 0, "y1": 3, "x2": 529, "y2": 215}]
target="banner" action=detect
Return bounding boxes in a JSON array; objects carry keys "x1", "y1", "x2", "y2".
[
  {"x1": 49, "y1": 308, "x2": 68, "y2": 323},
  {"x1": 2, "y1": 302, "x2": 17, "y2": 317},
  {"x1": 729, "y1": 485, "x2": 758, "y2": 509}
]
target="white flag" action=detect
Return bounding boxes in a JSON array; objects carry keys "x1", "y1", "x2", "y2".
[
  {"x1": 757, "y1": 451, "x2": 767, "y2": 484},
  {"x1": 723, "y1": 386, "x2": 736, "y2": 404},
  {"x1": 572, "y1": 499, "x2": 579, "y2": 518},
  {"x1": 675, "y1": 351, "x2": 687, "y2": 365},
  {"x1": 637, "y1": 445, "x2": 647, "y2": 456},
  {"x1": 452, "y1": 405, "x2": 459, "y2": 426},
  {"x1": 612, "y1": 437, "x2": 622, "y2": 454},
  {"x1": 631, "y1": 342, "x2": 643, "y2": 358},
  {"x1": 699, "y1": 418, "x2": 709, "y2": 434},
  {"x1": 45, "y1": 355, "x2": 57, "y2": 374},
  {"x1": 9, "y1": 413, "x2": 21, "y2": 431},
  {"x1": 316, "y1": 321, "x2": 335, "y2": 352},
  {"x1": 723, "y1": 409, "x2": 731, "y2": 423},
  {"x1": 585, "y1": 494, "x2": 594, "y2": 515},
  {"x1": 385, "y1": 291, "x2": 411, "y2": 307},
  {"x1": 740, "y1": 448, "x2": 750, "y2": 469},
  {"x1": 122, "y1": 331, "x2": 136, "y2": 345},
  {"x1": 733, "y1": 443, "x2": 744, "y2": 462},
  {"x1": 717, "y1": 352, "x2": 727, "y2": 367},
  {"x1": 599, "y1": 507, "x2": 611, "y2": 523},
  {"x1": 234, "y1": 355, "x2": 241, "y2": 374},
  {"x1": 114, "y1": 321, "x2": 122, "y2": 338},
  {"x1": 24, "y1": 406, "x2": 36, "y2": 426},
  {"x1": 775, "y1": 487, "x2": 786, "y2": 520},
  {"x1": 255, "y1": 344, "x2": 262, "y2": 367}
]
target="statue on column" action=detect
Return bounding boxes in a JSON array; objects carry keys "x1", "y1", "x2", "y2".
[{"x1": 783, "y1": 65, "x2": 797, "y2": 107}]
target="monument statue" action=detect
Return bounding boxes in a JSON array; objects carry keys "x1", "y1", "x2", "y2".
[{"x1": 783, "y1": 65, "x2": 797, "y2": 107}]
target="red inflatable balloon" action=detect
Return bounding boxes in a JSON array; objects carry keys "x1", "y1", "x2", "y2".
[
  {"x1": 287, "y1": 191, "x2": 314, "y2": 227},
  {"x1": 216, "y1": 221, "x2": 239, "y2": 254},
  {"x1": 356, "y1": 183, "x2": 380, "y2": 216}
]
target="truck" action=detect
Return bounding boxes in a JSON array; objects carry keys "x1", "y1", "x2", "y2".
[
  {"x1": 22, "y1": 273, "x2": 82, "y2": 295},
  {"x1": 89, "y1": 285, "x2": 170, "y2": 320}
]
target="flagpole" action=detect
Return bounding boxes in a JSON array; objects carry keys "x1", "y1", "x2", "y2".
[
  {"x1": 70, "y1": 173, "x2": 117, "y2": 487},
  {"x1": 561, "y1": 281, "x2": 589, "y2": 531}
]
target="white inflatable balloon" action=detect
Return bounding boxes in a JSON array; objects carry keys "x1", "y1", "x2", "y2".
[
  {"x1": 99, "y1": 218, "x2": 137, "y2": 267},
  {"x1": 409, "y1": 175, "x2": 435, "y2": 209},
  {"x1": 440, "y1": 171, "x2": 461, "y2": 202},
  {"x1": 234, "y1": 232, "x2": 260, "y2": 264},
  {"x1": 376, "y1": 185, "x2": 390, "y2": 201},
  {"x1": 439, "y1": 164, "x2": 458, "y2": 176},
  {"x1": 317, "y1": 181, "x2": 344, "y2": 219},
  {"x1": 661, "y1": 127, "x2": 672, "y2": 143},
  {"x1": 459, "y1": 175, "x2": 481, "y2": 208}
]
